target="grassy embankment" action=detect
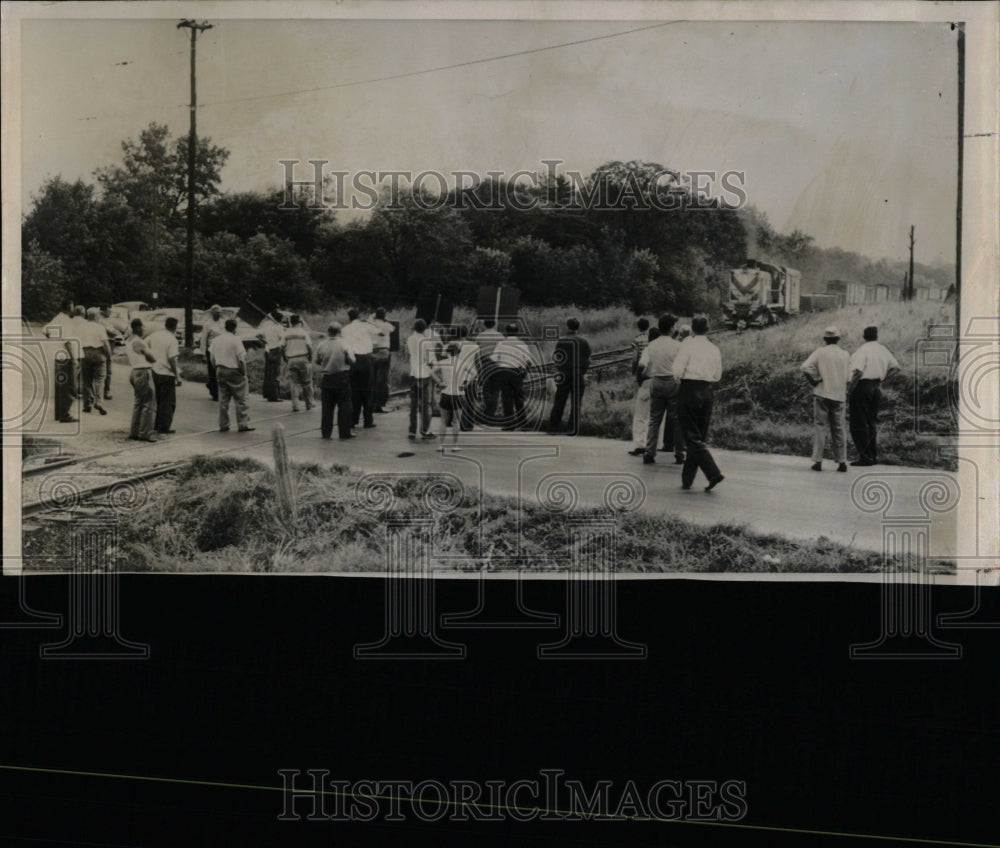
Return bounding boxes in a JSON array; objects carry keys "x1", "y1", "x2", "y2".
[
  {"x1": 23, "y1": 454, "x2": 949, "y2": 574},
  {"x1": 178, "y1": 301, "x2": 955, "y2": 469}
]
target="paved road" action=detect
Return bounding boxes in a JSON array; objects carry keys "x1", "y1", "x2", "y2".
[{"x1": 20, "y1": 358, "x2": 958, "y2": 556}]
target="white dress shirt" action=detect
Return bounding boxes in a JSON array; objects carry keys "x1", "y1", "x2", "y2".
[
  {"x1": 210, "y1": 332, "x2": 248, "y2": 370},
  {"x1": 672, "y1": 335, "x2": 723, "y2": 383},
  {"x1": 407, "y1": 332, "x2": 436, "y2": 378},
  {"x1": 801, "y1": 344, "x2": 850, "y2": 401},
  {"x1": 850, "y1": 341, "x2": 900, "y2": 380},
  {"x1": 342, "y1": 320, "x2": 375, "y2": 355}
]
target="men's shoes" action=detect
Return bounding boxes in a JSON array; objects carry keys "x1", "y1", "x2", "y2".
[
  {"x1": 681, "y1": 484, "x2": 692, "y2": 490},
  {"x1": 104, "y1": 394, "x2": 113, "y2": 401},
  {"x1": 811, "y1": 462, "x2": 822, "y2": 471},
  {"x1": 850, "y1": 460, "x2": 874, "y2": 467},
  {"x1": 627, "y1": 448, "x2": 645, "y2": 456},
  {"x1": 705, "y1": 476, "x2": 725, "y2": 492},
  {"x1": 219, "y1": 427, "x2": 230, "y2": 432},
  {"x1": 58, "y1": 416, "x2": 79, "y2": 423},
  {"x1": 837, "y1": 463, "x2": 848, "y2": 472},
  {"x1": 238, "y1": 426, "x2": 256, "y2": 432},
  {"x1": 159, "y1": 429, "x2": 176, "y2": 434},
  {"x1": 374, "y1": 407, "x2": 387, "y2": 413},
  {"x1": 674, "y1": 456, "x2": 685, "y2": 465},
  {"x1": 291, "y1": 407, "x2": 300, "y2": 413},
  {"x1": 643, "y1": 455, "x2": 655, "y2": 465},
  {"x1": 363, "y1": 423, "x2": 376, "y2": 429},
  {"x1": 94, "y1": 405, "x2": 107, "y2": 415},
  {"x1": 408, "y1": 433, "x2": 417, "y2": 441},
  {"x1": 421, "y1": 432, "x2": 436, "y2": 439},
  {"x1": 339, "y1": 434, "x2": 355, "y2": 440},
  {"x1": 83, "y1": 406, "x2": 92, "y2": 413}
]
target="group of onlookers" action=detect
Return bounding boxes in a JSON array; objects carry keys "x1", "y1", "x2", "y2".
[{"x1": 46, "y1": 298, "x2": 902, "y2": 485}]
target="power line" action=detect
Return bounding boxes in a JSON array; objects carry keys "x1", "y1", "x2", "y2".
[{"x1": 198, "y1": 20, "x2": 682, "y2": 109}]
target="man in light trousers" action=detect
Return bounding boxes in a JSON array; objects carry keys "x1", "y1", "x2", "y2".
[{"x1": 800, "y1": 325, "x2": 850, "y2": 472}]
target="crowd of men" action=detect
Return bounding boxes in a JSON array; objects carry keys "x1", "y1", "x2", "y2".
[{"x1": 44, "y1": 299, "x2": 902, "y2": 486}]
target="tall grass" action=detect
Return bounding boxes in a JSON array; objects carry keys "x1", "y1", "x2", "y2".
[{"x1": 24, "y1": 456, "x2": 948, "y2": 573}]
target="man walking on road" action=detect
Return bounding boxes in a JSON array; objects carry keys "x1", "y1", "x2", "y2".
[
  {"x1": 148, "y1": 315, "x2": 182, "y2": 434},
  {"x1": 343, "y1": 308, "x2": 376, "y2": 429},
  {"x1": 79, "y1": 307, "x2": 111, "y2": 416},
  {"x1": 282, "y1": 314, "x2": 314, "y2": 413},
  {"x1": 848, "y1": 325, "x2": 900, "y2": 466},
  {"x1": 210, "y1": 318, "x2": 254, "y2": 433},
  {"x1": 800, "y1": 325, "x2": 850, "y2": 472},
  {"x1": 370, "y1": 307, "x2": 394, "y2": 413},
  {"x1": 315, "y1": 322, "x2": 355, "y2": 440},
  {"x1": 45, "y1": 299, "x2": 79, "y2": 423},
  {"x1": 126, "y1": 318, "x2": 159, "y2": 442},
  {"x1": 672, "y1": 316, "x2": 724, "y2": 491},
  {"x1": 407, "y1": 318, "x2": 435, "y2": 439},
  {"x1": 547, "y1": 317, "x2": 591, "y2": 434},
  {"x1": 200, "y1": 305, "x2": 226, "y2": 401}
]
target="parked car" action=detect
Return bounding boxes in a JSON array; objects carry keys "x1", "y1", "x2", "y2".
[
  {"x1": 143, "y1": 308, "x2": 202, "y2": 346},
  {"x1": 111, "y1": 301, "x2": 152, "y2": 317}
]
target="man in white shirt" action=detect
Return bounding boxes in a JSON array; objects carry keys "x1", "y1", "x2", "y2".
[
  {"x1": 259, "y1": 309, "x2": 286, "y2": 403},
  {"x1": 407, "y1": 318, "x2": 436, "y2": 439},
  {"x1": 492, "y1": 323, "x2": 539, "y2": 430},
  {"x1": 455, "y1": 329, "x2": 481, "y2": 431},
  {"x1": 800, "y1": 325, "x2": 850, "y2": 472},
  {"x1": 209, "y1": 319, "x2": 254, "y2": 433},
  {"x1": 672, "y1": 316, "x2": 724, "y2": 491},
  {"x1": 199, "y1": 304, "x2": 226, "y2": 401},
  {"x1": 474, "y1": 319, "x2": 505, "y2": 421},
  {"x1": 848, "y1": 325, "x2": 901, "y2": 466},
  {"x1": 126, "y1": 318, "x2": 159, "y2": 442},
  {"x1": 641, "y1": 314, "x2": 686, "y2": 464},
  {"x1": 342, "y1": 308, "x2": 376, "y2": 429},
  {"x1": 45, "y1": 299, "x2": 79, "y2": 423},
  {"x1": 147, "y1": 315, "x2": 182, "y2": 434},
  {"x1": 369, "y1": 307, "x2": 395, "y2": 413},
  {"x1": 79, "y1": 307, "x2": 111, "y2": 415}
]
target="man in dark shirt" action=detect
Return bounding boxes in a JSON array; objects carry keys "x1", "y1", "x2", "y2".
[{"x1": 547, "y1": 317, "x2": 591, "y2": 434}]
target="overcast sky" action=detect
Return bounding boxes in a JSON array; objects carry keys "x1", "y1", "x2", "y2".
[{"x1": 19, "y1": 17, "x2": 959, "y2": 265}]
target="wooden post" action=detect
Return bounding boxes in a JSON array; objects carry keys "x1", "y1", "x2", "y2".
[
  {"x1": 272, "y1": 425, "x2": 297, "y2": 531},
  {"x1": 908, "y1": 225, "x2": 916, "y2": 301}
]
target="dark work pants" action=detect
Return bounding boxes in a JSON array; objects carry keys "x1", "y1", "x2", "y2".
[
  {"x1": 153, "y1": 372, "x2": 177, "y2": 432},
  {"x1": 54, "y1": 355, "x2": 76, "y2": 420},
  {"x1": 321, "y1": 371, "x2": 353, "y2": 439},
  {"x1": 206, "y1": 357, "x2": 218, "y2": 400},
  {"x1": 103, "y1": 354, "x2": 112, "y2": 398},
  {"x1": 371, "y1": 349, "x2": 390, "y2": 409},
  {"x1": 646, "y1": 376, "x2": 686, "y2": 459},
  {"x1": 350, "y1": 353, "x2": 374, "y2": 426},
  {"x1": 497, "y1": 369, "x2": 526, "y2": 428},
  {"x1": 548, "y1": 372, "x2": 585, "y2": 432},
  {"x1": 849, "y1": 379, "x2": 882, "y2": 463},
  {"x1": 677, "y1": 380, "x2": 722, "y2": 487},
  {"x1": 263, "y1": 348, "x2": 282, "y2": 401}
]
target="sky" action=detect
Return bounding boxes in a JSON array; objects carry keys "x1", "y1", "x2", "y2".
[{"x1": 16, "y1": 16, "x2": 960, "y2": 265}]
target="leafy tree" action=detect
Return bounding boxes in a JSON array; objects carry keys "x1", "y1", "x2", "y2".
[{"x1": 21, "y1": 241, "x2": 69, "y2": 321}]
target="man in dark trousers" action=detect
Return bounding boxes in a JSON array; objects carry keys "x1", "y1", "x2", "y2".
[
  {"x1": 315, "y1": 322, "x2": 355, "y2": 440},
  {"x1": 45, "y1": 299, "x2": 79, "y2": 423},
  {"x1": 671, "y1": 316, "x2": 724, "y2": 491},
  {"x1": 547, "y1": 317, "x2": 591, "y2": 433},
  {"x1": 342, "y1": 308, "x2": 376, "y2": 429},
  {"x1": 848, "y1": 325, "x2": 900, "y2": 466}
]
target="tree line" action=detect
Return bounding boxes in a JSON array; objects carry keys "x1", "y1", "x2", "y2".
[{"x1": 21, "y1": 122, "x2": 953, "y2": 322}]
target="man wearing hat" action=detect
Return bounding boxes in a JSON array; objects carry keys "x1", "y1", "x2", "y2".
[
  {"x1": 800, "y1": 325, "x2": 851, "y2": 472},
  {"x1": 200, "y1": 305, "x2": 227, "y2": 401}
]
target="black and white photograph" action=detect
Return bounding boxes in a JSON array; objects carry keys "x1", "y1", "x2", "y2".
[{"x1": 2, "y1": 2, "x2": 998, "y2": 846}]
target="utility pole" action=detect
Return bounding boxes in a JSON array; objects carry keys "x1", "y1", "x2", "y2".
[
  {"x1": 907, "y1": 225, "x2": 915, "y2": 301},
  {"x1": 177, "y1": 19, "x2": 213, "y2": 348}
]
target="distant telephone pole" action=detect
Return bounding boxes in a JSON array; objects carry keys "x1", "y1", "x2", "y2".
[
  {"x1": 177, "y1": 19, "x2": 213, "y2": 348},
  {"x1": 907, "y1": 225, "x2": 915, "y2": 301}
]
